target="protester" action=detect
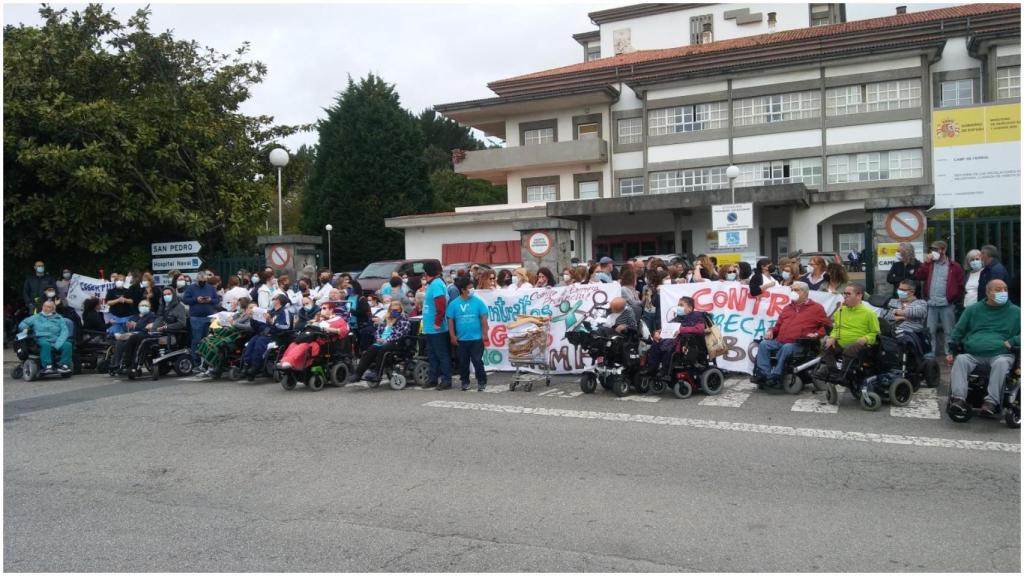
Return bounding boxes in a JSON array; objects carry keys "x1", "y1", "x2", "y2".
[
  {"x1": 350, "y1": 300, "x2": 410, "y2": 384},
  {"x1": 23, "y1": 260, "x2": 56, "y2": 314},
  {"x1": 477, "y1": 269, "x2": 497, "y2": 290},
  {"x1": 962, "y1": 249, "x2": 984, "y2": 309},
  {"x1": 822, "y1": 261, "x2": 849, "y2": 295},
  {"x1": 816, "y1": 283, "x2": 879, "y2": 380},
  {"x1": 977, "y1": 244, "x2": 1010, "y2": 302},
  {"x1": 801, "y1": 256, "x2": 829, "y2": 291},
  {"x1": 512, "y1": 267, "x2": 534, "y2": 290},
  {"x1": 618, "y1": 266, "x2": 642, "y2": 320},
  {"x1": 604, "y1": 297, "x2": 638, "y2": 336},
  {"x1": 182, "y1": 271, "x2": 221, "y2": 365},
  {"x1": 196, "y1": 298, "x2": 254, "y2": 377},
  {"x1": 914, "y1": 240, "x2": 964, "y2": 359},
  {"x1": 18, "y1": 300, "x2": 72, "y2": 375},
  {"x1": 295, "y1": 296, "x2": 319, "y2": 330},
  {"x1": 255, "y1": 270, "x2": 276, "y2": 308},
  {"x1": 496, "y1": 269, "x2": 513, "y2": 289},
  {"x1": 241, "y1": 294, "x2": 292, "y2": 380},
  {"x1": 753, "y1": 281, "x2": 831, "y2": 388},
  {"x1": 692, "y1": 255, "x2": 718, "y2": 282},
  {"x1": 446, "y1": 277, "x2": 490, "y2": 391},
  {"x1": 421, "y1": 261, "x2": 452, "y2": 389},
  {"x1": 222, "y1": 275, "x2": 251, "y2": 312},
  {"x1": 737, "y1": 261, "x2": 753, "y2": 284},
  {"x1": 595, "y1": 257, "x2": 615, "y2": 283},
  {"x1": 886, "y1": 242, "x2": 921, "y2": 290},
  {"x1": 56, "y1": 268, "x2": 72, "y2": 301},
  {"x1": 947, "y1": 280, "x2": 1020, "y2": 417},
  {"x1": 278, "y1": 302, "x2": 349, "y2": 371},
  {"x1": 535, "y1": 267, "x2": 555, "y2": 289},
  {"x1": 109, "y1": 301, "x2": 158, "y2": 374},
  {"x1": 748, "y1": 258, "x2": 779, "y2": 297},
  {"x1": 717, "y1": 263, "x2": 740, "y2": 282},
  {"x1": 646, "y1": 296, "x2": 706, "y2": 375},
  {"x1": 104, "y1": 273, "x2": 135, "y2": 335},
  {"x1": 80, "y1": 297, "x2": 107, "y2": 332}
]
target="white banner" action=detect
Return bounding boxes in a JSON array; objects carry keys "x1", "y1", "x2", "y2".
[
  {"x1": 659, "y1": 282, "x2": 842, "y2": 374},
  {"x1": 474, "y1": 284, "x2": 621, "y2": 374},
  {"x1": 65, "y1": 274, "x2": 116, "y2": 313}
]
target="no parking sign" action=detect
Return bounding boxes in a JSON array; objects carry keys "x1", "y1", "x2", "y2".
[
  {"x1": 884, "y1": 209, "x2": 926, "y2": 241},
  {"x1": 267, "y1": 244, "x2": 292, "y2": 270}
]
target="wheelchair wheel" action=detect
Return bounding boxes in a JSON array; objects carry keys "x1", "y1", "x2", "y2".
[
  {"x1": 280, "y1": 372, "x2": 297, "y2": 391},
  {"x1": 634, "y1": 373, "x2": 652, "y2": 395},
  {"x1": 651, "y1": 377, "x2": 667, "y2": 395},
  {"x1": 307, "y1": 372, "x2": 326, "y2": 392},
  {"x1": 700, "y1": 368, "x2": 724, "y2": 396},
  {"x1": 672, "y1": 380, "x2": 693, "y2": 399},
  {"x1": 173, "y1": 356, "x2": 194, "y2": 376},
  {"x1": 229, "y1": 366, "x2": 242, "y2": 381},
  {"x1": 263, "y1": 357, "x2": 277, "y2": 378},
  {"x1": 825, "y1": 382, "x2": 839, "y2": 405},
  {"x1": 413, "y1": 360, "x2": 431, "y2": 387},
  {"x1": 11, "y1": 365, "x2": 23, "y2": 380},
  {"x1": 1004, "y1": 385, "x2": 1020, "y2": 429},
  {"x1": 888, "y1": 378, "x2": 914, "y2": 407},
  {"x1": 859, "y1": 390, "x2": 882, "y2": 411},
  {"x1": 781, "y1": 373, "x2": 803, "y2": 395},
  {"x1": 609, "y1": 374, "x2": 629, "y2": 397},
  {"x1": 580, "y1": 373, "x2": 596, "y2": 394},
  {"x1": 390, "y1": 373, "x2": 407, "y2": 391},
  {"x1": 330, "y1": 362, "x2": 350, "y2": 387},
  {"x1": 923, "y1": 358, "x2": 940, "y2": 388}
]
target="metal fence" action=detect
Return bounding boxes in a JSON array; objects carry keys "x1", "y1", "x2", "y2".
[
  {"x1": 927, "y1": 216, "x2": 1020, "y2": 279},
  {"x1": 207, "y1": 255, "x2": 265, "y2": 282}
]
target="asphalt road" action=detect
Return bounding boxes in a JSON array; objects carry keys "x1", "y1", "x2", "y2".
[{"x1": 4, "y1": 360, "x2": 1020, "y2": 572}]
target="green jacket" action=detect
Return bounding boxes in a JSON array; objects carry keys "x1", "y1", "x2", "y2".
[
  {"x1": 949, "y1": 300, "x2": 1021, "y2": 357},
  {"x1": 18, "y1": 312, "x2": 69, "y2": 350}
]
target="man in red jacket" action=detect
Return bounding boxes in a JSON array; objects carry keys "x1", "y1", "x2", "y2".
[
  {"x1": 914, "y1": 240, "x2": 964, "y2": 359},
  {"x1": 752, "y1": 281, "x2": 832, "y2": 387}
]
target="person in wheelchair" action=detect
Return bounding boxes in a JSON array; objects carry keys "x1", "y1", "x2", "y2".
[
  {"x1": 240, "y1": 294, "x2": 293, "y2": 380},
  {"x1": 115, "y1": 288, "x2": 189, "y2": 374},
  {"x1": 277, "y1": 302, "x2": 349, "y2": 371},
  {"x1": 884, "y1": 279, "x2": 930, "y2": 359},
  {"x1": 753, "y1": 281, "x2": 831, "y2": 387},
  {"x1": 601, "y1": 297, "x2": 638, "y2": 338},
  {"x1": 349, "y1": 300, "x2": 410, "y2": 384},
  {"x1": 196, "y1": 298, "x2": 255, "y2": 377},
  {"x1": 17, "y1": 300, "x2": 73, "y2": 375},
  {"x1": 109, "y1": 301, "x2": 159, "y2": 375},
  {"x1": 947, "y1": 279, "x2": 1020, "y2": 417},
  {"x1": 815, "y1": 282, "x2": 879, "y2": 382},
  {"x1": 646, "y1": 296, "x2": 706, "y2": 376}
]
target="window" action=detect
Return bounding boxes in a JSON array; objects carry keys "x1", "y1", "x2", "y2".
[
  {"x1": 810, "y1": 4, "x2": 834, "y2": 27},
  {"x1": 647, "y1": 101, "x2": 727, "y2": 135},
  {"x1": 997, "y1": 66, "x2": 1020, "y2": 99},
  {"x1": 649, "y1": 167, "x2": 727, "y2": 194},
  {"x1": 690, "y1": 14, "x2": 713, "y2": 45},
  {"x1": 577, "y1": 123, "x2": 599, "y2": 139},
  {"x1": 827, "y1": 149, "x2": 923, "y2": 184},
  {"x1": 618, "y1": 177, "x2": 644, "y2": 196},
  {"x1": 577, "y1": 180, "x2": 600, "y2": 199},
  {"x1": 838, "y1": 232, "x2": 864, "y2": 255},
  {"x1": 940, "y1": 79, "x2": 974, "y2": 108},
  {"x1": 733, "y1": 91, "x2": 820, "y2": 126},
  {"x1": 526, "y1": 184, "x2": 557, "y2": 202},
  {"x1": 524, "y1": 128, "x2": 554, "y2": 145},
  {"x1": 736, "y1": 158, "x2": 822, "y2": 188},
  {"x1": 617, "y1": 118, "x2": 642, "y2": 144},
  {"x1": 828, "y1": 79, "x2": 921, "y2": 115},
  {"x1": 585, "y1": 44, "x2": 601, "y2": 62}
]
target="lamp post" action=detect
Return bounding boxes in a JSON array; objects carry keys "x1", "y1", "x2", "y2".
[
  {"x1": 269, "y1": 148, "x2": 290, "y2": 236},
  {"x1": 725, "y1": 165, "x2": 740, "y2": 204},
  {"x1": 325, "y1": 224, "x2": 333, "y2": 271}
]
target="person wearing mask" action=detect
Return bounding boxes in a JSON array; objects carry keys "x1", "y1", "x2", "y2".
[
  {"x1": 595, "y1": 257, "x2": 615, "y2": 283},
  {"x1": 278, "y1": 302, "x2": 349, "y2": 371},
  {"x1": 296, "y1": 296, "x2": 319, "y2": 331},
  {"x1": 314, "y1": 271, "x2": 338, "y2": 305},
  {"x1": 222, "y1": 275, "x2": 252, "y2": 312},
  {"x1": 884, "y1": 278, "x2": 930, "y2": 363},
  {"x1": 446, "y1": 276, "x2": 491, "y2": 391},
  {"x1": 822, "y1": 261, "x2": 849, "y2": 295},
  {"x1": 914, "y1": 240, "x2": 964, "y2": 359},
  {"x1": 535, "y1": 267, "x2": 556, "y2": 289},
  {"x1": 753, "y1": 281, "x2": 831, "y2": 388},
  {"x1": 56, "y1": 268, "x2": 73, "y2": 301},
  {"x1": 81, "y1": 298, "x2": 108, "y2": 332},
  {"x1": 886, "y1": 242, "x2": 921, "y2": 290},
  {"x1": 962, "y1": 249, "x2": 984, "y2": 309},
  {"x1": 23, "y1": 260, "x2": 56, "y2": 314},
  {"x1": 196, "y1": 297, "x2": 254, "y2": 377},
  {"x1": 646, "y1": 296, "x2": 707, "y2": 376},
  {"x1": 350, "y1": 300, "x2": 410, "y2": 384},
  {"x1": 255, "y1": 270, "x2": 276, "y2": 309},
  {"x1": 511, "y1": 267, "x2": 534, "y2": 290},
  {"x1": 618, "y1": 266, "x2": 642, "y2": 321},
  {"x1": 109, "y1": 301, "x2": 159, "y2": 375},
  {"x1": 496, "y1": 269, "x2": 514, "y2": 289},
  {"x1": 816, "y1": 283, "x2": 879, "y2": 380},
  {"x1": 947, "y1": 280, "x2": 1020, "y2": 417},
  {"x1": 18, "y1": 300, "x2": 73, "y2": 375},
  {"x1": 976, "y1": 244, "x2": 1010, "y2": 303},
  {"x1": 641, "y1": 269, "x2": 666, "y2": 333},
  {"x1": 737, "y1": 261, "x2": 753, "y2": 284},
  {"x1": 241, "y1": 294, "x2": 293, "y2": 379},
  {"x1": 477, "y1": 270, "x2": 497, "y2": 291},
  {"x1": 175, "y1": 273, "x2": 191, "y2": 298},
  {"x1": 421, "y1": 261, "x2": 452, "y2": 390},
  {"x1": 780, "y1": 260, "x2": 802, "y2": 288},
  {"x1": 602, "y1": 297, "x2": 638, "y2": 337},
  {"x1": 123, "y1": 271, "x2": 140, "y2": 301},
  {"x1": 105, "y1": 273, "x2": 135, "y2": 335},
  {"x1": 801, "y1": 256, "x2": 829, "y2": 292},
  {"x1": 137, "y1": 272, "x2": 160, "y2": 311},
  {"x1": 717, "y1": 264, "x2": 740, "y2": 282},
  {"x1": 182, "y1": 271, "x2": 221, "y2": 364},
  {"x1": 692, "y1": 255, "x2": 718, "y2": 282},
  {"x1": 748, "y1": 258, "x2": 780, "y2": 297}
]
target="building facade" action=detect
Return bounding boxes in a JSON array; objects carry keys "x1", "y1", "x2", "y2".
[{"x1": 386, "y1": 2, "x2": 1020, "y2": 269}]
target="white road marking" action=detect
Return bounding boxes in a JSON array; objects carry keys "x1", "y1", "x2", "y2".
[
  {"x1": 346, "y1": 381, "x2": 370, "y2": 389},
  {"x1": 537, "y1": 388, "x2": 561, "y2": 396},
  {"x1": 616, "y1": 395, "x2": 661, "y2": 403},
  {"x1": 423, "y1": 400, "x2": 1020, "y2": 454},
  {"x1": 791, "y1": 398, "x2": 840, "y2": 414},
  {"x1": 699, "y1": 379, "x2": 755, "y2": 408},
  {"x1": 891, "y1": 388, "x2": 941, "y2": 419}
]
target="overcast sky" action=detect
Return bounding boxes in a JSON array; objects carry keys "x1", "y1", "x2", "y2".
[{"x1": 3, "y1": 1, "x2": 954, "y2": 149}]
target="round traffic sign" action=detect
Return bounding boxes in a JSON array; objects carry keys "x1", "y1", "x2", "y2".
[
  {"x1": 269, "y1": 244, "x2": 291, "y2": 269},
  {"x1": 884, "y1": 209, "x2": 926, "y2": 241},
  {"x1": 526, "y1": 232, "x2": 553, "y2": 258}
]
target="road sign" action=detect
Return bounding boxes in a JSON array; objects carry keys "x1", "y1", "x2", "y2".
[
  {"x1": 717, "y1": 230, "x2": 748, "y2": 248},
  {"x1": 526, "y1": 232, "x2": 553, "y2": 258},
  {"x1": 152, "y1": 256, "x2": 203, "y2": 271},
  {"x1": 267, "y1": 244, "x2": 292, "y2": 270},
  {"x1": 151, "y1": 240, "x2": 202, "y2": 256},
  {"x1": 884, "y1": 209, "x2": 926, "y2": 241},
  {"x1": 712, "y1": 203, "x2": 753, "y2": 231}
]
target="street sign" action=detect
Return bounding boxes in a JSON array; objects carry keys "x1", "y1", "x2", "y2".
[
  {"x1": 884, "y1": 209, "x2": 925, "y2": 241},
  {"x1": 717, "y1": 230, "x2": 748, "y2": 248},
  {"x1": 152, "y1": 256, "x2": 203, "y2": 271},
  {"x1": 151, "y1": 240, "x2": 202, "y2": 256},
  {"x1": 526, "y1": 232, "x2": 553, "y2": 258},
  {"x1": 712, "y1": 203, "x2": 753, "y2": 231}
]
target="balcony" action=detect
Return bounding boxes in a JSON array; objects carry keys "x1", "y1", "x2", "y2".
[{"x1": 454, "y1": 139, "x2": 608, "y2": 183}]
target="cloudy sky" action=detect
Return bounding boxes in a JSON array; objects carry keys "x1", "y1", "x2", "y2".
[{"x1": 3, "y1": 1, "x2": 953, "y2": 149}]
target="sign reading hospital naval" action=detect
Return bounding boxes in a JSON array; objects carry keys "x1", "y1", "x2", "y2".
[
  {"x1": 474, "y1": 283, "x2": 620, "y2": 374},
  {"x1": 152, "y1": 256, "x2": 203, "y2": 271},
  {"x1": 659, "y1": 282, "x2": 842, "y2": 374},
  {"x1": 712, "y1": 203, "x2": 753, "y2": 231},
  {"x1": 932, "y1": 103, "x2": 1021, "y2": 209},
  {"x1": 65, "y1": 274, "x2": 115, "y2": 313},
  {"x1": 151, "y1": 240, "x2": 202, "y2": 256}
]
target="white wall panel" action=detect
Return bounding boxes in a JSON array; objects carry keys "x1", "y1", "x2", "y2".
[
  {"x1": 733, "y1": 129, "x2": 821, "y2": 155},
  {"x1": 825, "y1": 56, "x2": 922, "y2": 77},
  {"x1": 612, "y1": 151, "x2": 644, "y2": 170},
  {"x1": 732, "y1": 67, "x2": 820, "y2": 89},
  {"x1": 648, "y1": 139, "x2": 729, "y2": 163},
  {"x1": 826, "y1": 120, "x2": 923, "y2": 146}
]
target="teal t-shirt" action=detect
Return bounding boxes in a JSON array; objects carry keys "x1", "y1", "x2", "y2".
[
  {"x1": 422, "y1": 278, "x2": 449, "y2": 335},
  {"x1": 445, "y1": 295, "x2": 489, "y2": 341}
]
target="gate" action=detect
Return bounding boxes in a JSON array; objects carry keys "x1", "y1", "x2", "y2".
[
  {"x1": 208, "y1": 255, "x2": 265, "y2": 282},
  {"x1": 927, "y1": 216, "x2": 1020, "y2": 278}
]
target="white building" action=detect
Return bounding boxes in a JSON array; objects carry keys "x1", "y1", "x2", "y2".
[{"x1": 386, "y1": 2, "x2": 1020, "y2": 268}]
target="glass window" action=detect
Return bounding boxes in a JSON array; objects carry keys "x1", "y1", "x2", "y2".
[
  {"x1": 647, "y1": 102, "x2": 726, "y2": 135},
  {"x1": 577, "y1": 123, "x2": 599, "y2": 139},
  {"x1": 826, "y1": 85, "x2": 864, "y2": 116},
  {"x1": 865, "y1": 78, "x2": 921, "y2": 111},
  {"x1": 997, "y1": 66, "x2": 1020, "y2": 99},
  {"x1": 649, "y1": 167, "x2": 727, "y2": 194},
  {"x1": 585, "y1": 45, "x2": 601, "y2": 62},
  {"x1": 617, "y1": 118, "x2": 642, "y2": 144},
  {"x1": 526, "y1": 184, "x2": 557, "y2": 202},
  {"x1": 827, "y1": 155, "x2": 849, "y2": 184},
  {"x1": 524, "y1": 127, "x2": 554, "y2": 145},
  {"x1": 838, "y1": 232, "x2": 864, "y2": 254},
  {"x1": 940, "y1": 79, "x2": 974, "y2": 108},
  {"x1": 827, "y1": 149, "x2": 922, "y2": 184},
  {"x1": 887, "y1": 149, "x2": 923, "y2": 179},
  {"x1": 578, "y1": 180, "x2": 600, "y2": 199},
  {"x1": 618, "y1": 177, "x2": 644, "y2": 196},
  {"x1": 733, "y1": 90, "x2": 820, "y2": 126},
  {"x1": 736, "y1": 158, "x2": 822, "y2": 188}
]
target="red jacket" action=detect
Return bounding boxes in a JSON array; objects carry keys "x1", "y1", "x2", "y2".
[
  {"x1": 772, "y1": 299, "x2": 832, "y2": 343},
  {"x1": 914, "y1": 258, "x2": 965, "y2": 304}
]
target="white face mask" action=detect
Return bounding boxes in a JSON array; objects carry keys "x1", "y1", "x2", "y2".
[
  {"x1": 140, "y1": 281, "x2": 150, "y2": 288},
  {"x1": 782, "y1": 270, "x2": 791, "y2": 280},
  {"x1": 115, "y1": 280, "x2": 124, "y2": 289},
  {"x1": 62, "y1": 272, "x2": 71, "y2": 279},
  {"x1": 176, "y1": 280, "x2": 186, "y2": 288},
  {"x1": 45, "y1": 291, "x2": 56, "y2": 298},
  {"x1": 125, "y1": 276, "x2": 133, "y2": 285},
  {"x1": 138, "y1": 306, "x2": 150, "y2": 314},
  {"x1": 563, "y1": 274, "x2": 570, "y2": 282},
  {"x1": 662, "y1": 278, "x2": 671, "y2": 285},
  {"x1": 789, "y1": 291, "x2": 800, "y2": 302},
  {"x1": 930, "y1": 251, "x2": 940, "y2": 261}
]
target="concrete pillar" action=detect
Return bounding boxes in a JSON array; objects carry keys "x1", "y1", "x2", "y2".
[
  {"x1": 512, "y1": 218, "x2": 577, "y2": 274},
  {"x1": 257, "y1": 235, "x2": 323, "y2": 282},
  {"x1": 673, "y1": 210, "x2": 684, "y2": 254}
]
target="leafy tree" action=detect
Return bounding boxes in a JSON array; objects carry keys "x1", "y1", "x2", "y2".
[
  {"x1": 429, "y1": 169, "x2": 507, "y2": 212},
  {"x1": 302, "y1": 75, "x2": 429, "y2": 270},
  {"x1": 3, "y1": 4, "x2": 298, "y2": 298},
  {"x1": 418, "y1": 109, "x2": 486, "y2": 174}
]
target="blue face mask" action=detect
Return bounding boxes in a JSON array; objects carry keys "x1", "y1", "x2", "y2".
[
  {"x1": 970, "y1": 259, "x2": 983, "y2": 271},
  {"x1": 994, "y1": 292, "x2": 1009, "y2": 305},
  {"x1": 782, "y1": 270, "x2": 791, "y2": 280},
  {"x1": 726, "y1": 273, "x2": 737, "y2": 281},
  {"x1": 163, "y1": 294, "x2": 173, "y2": 303},
  {"x1": 390, "y1": 310, "x2": 402, "y2": 319},
  {"x1": 896, "y1": 289, "x2": 908, "y2": 300},
  {"x1": 138, "y1": 306, "x2": 150, "y2": 315},
  {"x1": 305, "y1": 304, "x2": 314, "y2": 311}
]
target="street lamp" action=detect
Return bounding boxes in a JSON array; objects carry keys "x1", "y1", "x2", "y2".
[
  {"x1": 325, "y1": 224, "x2": 333, "y2": 271},
  {"x1": 726, "y1": 165, "x2": 740, "y2": 204},
  {"x1": 269, "y1": 148, "x2": 290, "y2": 236}
]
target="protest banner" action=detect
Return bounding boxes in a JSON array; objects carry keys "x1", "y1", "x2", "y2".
[
  {"x1": 473, "y1": 283, "x2": 620, "y2": 374},
  {"x1": 64, "y1": 274, "x2": 116, "y2": 313},
  {"x1": 659, "y1": 282, "x2": 842, "y2": 374}
]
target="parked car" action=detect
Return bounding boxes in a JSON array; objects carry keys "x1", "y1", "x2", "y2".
[
  {"x1": 356, "y1": 259, "x2": 440, "y2": 295},
  {"x1": 442, "y1": 262, "x2": 491, "y2": 278}
]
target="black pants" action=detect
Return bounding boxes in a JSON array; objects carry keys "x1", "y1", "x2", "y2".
[
  {"x1": 112, "y1": 332, "x2": 149, "y2": 370},
  {"x1": 355, "y1": 342, "x2": 400, "y2": 377}
]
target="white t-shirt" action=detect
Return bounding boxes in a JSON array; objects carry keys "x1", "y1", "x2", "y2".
[{"x1": 222, "y1": 286, "x2": 251, "y2": 312}]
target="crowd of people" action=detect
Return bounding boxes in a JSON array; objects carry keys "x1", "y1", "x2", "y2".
[{"x1": 9, "y1": 241, "x2": 1021, "y2": 417}]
